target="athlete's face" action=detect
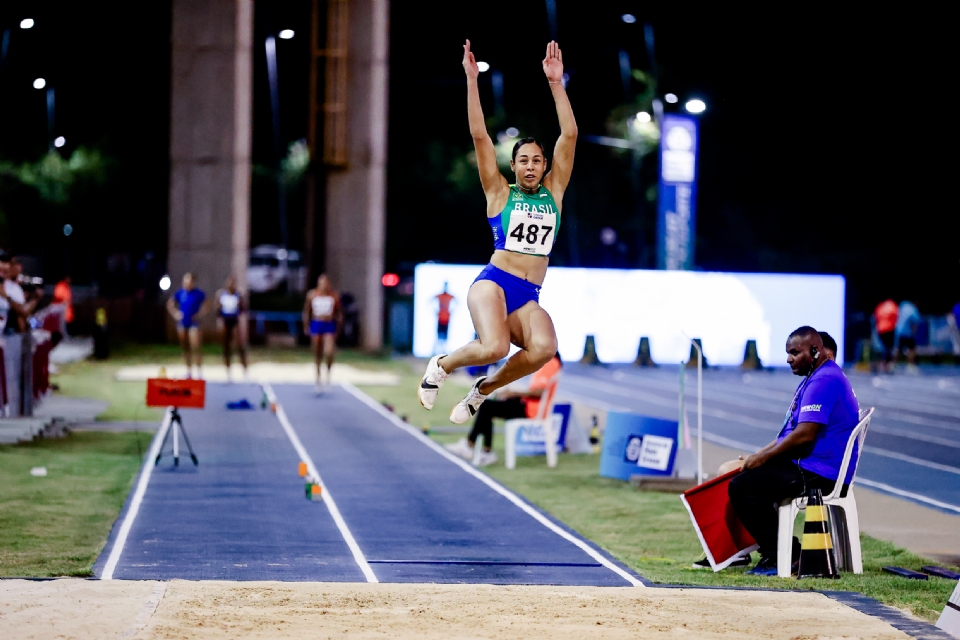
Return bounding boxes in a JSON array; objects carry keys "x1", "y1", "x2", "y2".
[
  {"x1": 182, "y1": 274, "x2": 194, "y2": 290},
  {"x1": 224, "y1": 276, "x2": 236, "y2": 292},
  {"x1": 317, "y1": 274, "x2": 330, "y2": 293},
  {"x1": 510, "y1": 143, "x2": 546, "y2": 189}
]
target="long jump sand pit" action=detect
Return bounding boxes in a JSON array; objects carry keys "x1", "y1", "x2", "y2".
[{"x1": 1, "y1": 579, "x2": 910, "y2": 639}]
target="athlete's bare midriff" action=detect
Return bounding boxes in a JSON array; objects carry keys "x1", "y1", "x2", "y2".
[{"x1": 489, "y1": 250, "x2": 548, "y2": 286}]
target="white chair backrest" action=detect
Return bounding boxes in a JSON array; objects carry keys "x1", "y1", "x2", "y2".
[
  {"x1": 534, "y1": 374, "x2": 561, "y2": 421},
  {"x1": 826, "y1": 406, "x2": 874, "y2": 501}
]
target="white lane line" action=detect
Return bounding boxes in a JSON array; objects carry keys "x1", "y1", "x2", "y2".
[
  {"x1": 262, "y1": 383, "x2": 378, "y2": 583},
  {"x1": 856, "y1": 479, "x2": 960, "y2": 514},
  {"x1": 340, "y1": 382, "x2": 644, "y2": 588},
  {"x1": 864, "y1": 447, "x2": 960, "y2": 476},
  {"x1": 101, "y1": 408, "x2": 172, "y2": 580},
  {"x1": 118, "y1": 582, "x2": 167, "y2": 637}
]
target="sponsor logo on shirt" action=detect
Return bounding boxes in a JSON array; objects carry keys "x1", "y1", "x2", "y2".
[{"x1": 800, "y1": 404, "x2": 822, "y2": 412}]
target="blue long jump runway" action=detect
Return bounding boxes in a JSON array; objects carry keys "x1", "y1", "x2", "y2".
[{"x1": 95, "y1": 382, "x2": 640, "y2": 586}]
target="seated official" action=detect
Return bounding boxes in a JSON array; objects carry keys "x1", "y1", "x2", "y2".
[
  {"x1": 728, "y1": 326, "x2": 860, "y2": 576},
  {"x1": 445, "y1": 352, "x2": 562, "y2": 467},
  {"x1": 818, "y1": 331, "x2": 838, "y2": 361}
]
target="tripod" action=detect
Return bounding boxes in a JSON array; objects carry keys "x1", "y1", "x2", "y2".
[{"x1": 155, "y1": 407, "x2": 198, "y2": 467}]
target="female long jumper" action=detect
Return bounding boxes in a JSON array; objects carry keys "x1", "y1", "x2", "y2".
[{"x1": 418, "y1": 40, "x2": 577, "y2": 423}]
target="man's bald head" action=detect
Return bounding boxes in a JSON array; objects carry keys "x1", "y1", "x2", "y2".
[{"x1": 786, "y1": 326, "x2": 825, "y2": 376}]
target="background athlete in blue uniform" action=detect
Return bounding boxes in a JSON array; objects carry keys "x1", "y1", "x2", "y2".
[{"x1": 166, "y1": 272, "x2": 207, "y2": 378}]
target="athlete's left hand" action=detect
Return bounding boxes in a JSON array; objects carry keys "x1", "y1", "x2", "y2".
[{"x1": 542, "y1": 40, "x2": 564, "y2": 84}]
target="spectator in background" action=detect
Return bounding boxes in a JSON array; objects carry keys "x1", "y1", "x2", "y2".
[
  {"x1": 216, "y1": 276, "x2": 248, "y2": 380},
  {"x1": 53, "y1": 276, "x2": 74, "y2": 329},
  {"x1": 896, "y1": 300, "x2": 921, "y2": 373},
  {"x1": 874, "y1": 299, "x2": 899, "y2": 373},
  {"x1": 0, "y1": 252, "x2": 10, "y2": 334},
  {"x1": 818, "y1": 331, "x2": 838, "y2": 361},
  {"x1": 0, "y1": 251, "x2": 28, "y2": 334}
]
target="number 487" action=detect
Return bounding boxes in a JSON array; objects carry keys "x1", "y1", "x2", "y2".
[{"x1": 510, "y1": 223, "x2": 553, "y2": 245}]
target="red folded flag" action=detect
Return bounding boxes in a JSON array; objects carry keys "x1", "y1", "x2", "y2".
[{"x1": 680, "y1": 469, "x2": 758, "y2": 571}]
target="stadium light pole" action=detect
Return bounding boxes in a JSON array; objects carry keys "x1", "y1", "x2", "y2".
[{"x1": 265, "y1": 34, "x2": 289, "y2": 252}]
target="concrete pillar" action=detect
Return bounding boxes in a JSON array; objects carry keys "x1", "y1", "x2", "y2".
[
  {"x1": 168, "y1": 0, "x2": 253, "y2": 310},
  {"x1": 325, "y1": 0, "x2": 388, "y2": 351}
]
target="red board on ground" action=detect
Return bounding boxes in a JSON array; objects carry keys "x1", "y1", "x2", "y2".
[
  {"x1": 680, "y1": 469, "x2": 758, "y2": 571},
  {"x1": 146, "y1": 378, "x2": 206, "y2": 409}
]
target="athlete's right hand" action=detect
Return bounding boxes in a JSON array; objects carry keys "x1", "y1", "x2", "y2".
[{"x1": 462, "y1": 39, "x2": 479, "y2": 80}]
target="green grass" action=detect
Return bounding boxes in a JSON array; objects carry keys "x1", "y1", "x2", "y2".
[
  {"x1": 359, "y1": 358, "x2": 958, "y2": 623},
  {"x1": 0, "y1": 431, "x2": 149, "y2": 577}
]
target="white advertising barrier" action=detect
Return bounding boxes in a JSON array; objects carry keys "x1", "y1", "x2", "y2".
[{"x1": 413, "y1": 264, "x2": 845, "y2": 366}]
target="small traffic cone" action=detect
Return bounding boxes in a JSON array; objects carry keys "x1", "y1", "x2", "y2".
[
  {"x1": 633, "y1": 337, "x2": 656, "y2": 367},
  {"x1": 310, "y1": 482, "x2": 323, "y2": 501},
  {"x1": 741, "y1": 340, "x2": 763, "y2": 370},
  {"x1": 158, "y1": 366, "x2": 167, "y2": 379},
  {"x1": 797, "y1": 488, "x2": 840, "y2": 579},
  {"x1": 298, "y1": 462, "x2": 307, "y2": 477},
  {"x1": 580, "y1": 335, "x2": 601, "y2": 365},
  {"x1": 685, "y1": 339, "x2": 707, "y2": 369}
]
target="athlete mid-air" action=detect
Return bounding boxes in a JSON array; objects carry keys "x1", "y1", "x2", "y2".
[{"x1": 418, "y1": 39, "x2": 577, "y2": 423}]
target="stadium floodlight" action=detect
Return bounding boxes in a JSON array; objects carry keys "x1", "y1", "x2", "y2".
[
  {"x1": 279, "y1": 29, "x2": 294, "y2": 40},
  {"x1": 635, "y1": 112, "x2": 651, "y2": 123},
  {"x1": 505, "y1": 127, "x2": 519, "y2": 138},
  {"x1": 63, "y1": 224, "x2": 73, "y2": 236},
  {"x1": 21, "y1": 18, "x2": 35, "y2": 29},
  {"x1": 33, "y1": 78, "x2": 46, "y2": 89},
  {"x1": 159, "y1": 275, "x2": 172, "y2": 291},
  {"x1": 664, "y1": 93, "x2": 678, "y2": 104},
  {"x1": 476, "y1": 61, "x2": 490, "y2": 73},
  {"x1": 54, "y1": 136, "x2": 65, "y2": 148},
  {"x1": 621, "y1": 14, "x2": 637, "y2": 24},
  {"x1": 685, "y1": 99, "x2": 706, "y2": 114}
]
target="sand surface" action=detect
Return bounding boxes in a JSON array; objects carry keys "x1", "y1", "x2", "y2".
[{"x1": 0, "y1": 579, "x2": 911, "y2": 639}]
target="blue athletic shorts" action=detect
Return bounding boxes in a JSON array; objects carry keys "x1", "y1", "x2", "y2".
[
  {"x1": 473, "y1": 264, "x2": 541, "y2": 315},
  {"x1": 179, "y1": 316, "x2": 199, "y2": 330},
  {"x1": 310, "y1": 320, "x2": 337, "y2": 335}
]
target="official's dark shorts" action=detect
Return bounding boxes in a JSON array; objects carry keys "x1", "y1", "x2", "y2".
[
  {"x1": 899, "y1": 335, "x2": 916, "y2": 350},
  {"x1": 878, "y1": 331, "x2": 895, "y2": 356}
]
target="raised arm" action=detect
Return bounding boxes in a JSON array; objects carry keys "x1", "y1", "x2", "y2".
[
  {"x1": 463, "y1": 40, "x2": 508, "y2": 210},
  {"x1": 541, "y1": 41, "x2": 577, "y2": 203}
]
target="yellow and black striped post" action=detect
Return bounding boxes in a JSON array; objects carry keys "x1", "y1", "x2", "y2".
[{"x1": 797, "y1": 489, "x2": 840, "y2": 579}]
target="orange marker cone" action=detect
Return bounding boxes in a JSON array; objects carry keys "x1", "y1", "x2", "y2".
[
  {"x1": 298, "y1": 462, "x2": 307, "y2": 477},
  {"x1": 797, "y1": 489, "x2": 840, "y2": 579},
  {"x1": 310, "y1": 483, "x2": 322, "y2": 501}
]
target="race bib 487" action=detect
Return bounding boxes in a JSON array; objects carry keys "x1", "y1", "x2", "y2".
[{"x1": 504, "y1": 205, "x2": 556, "y2": 256}]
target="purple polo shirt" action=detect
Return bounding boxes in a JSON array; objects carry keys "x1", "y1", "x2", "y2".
[{"x1": 778, "y1": 360, "x2": 860, "y2": 484}]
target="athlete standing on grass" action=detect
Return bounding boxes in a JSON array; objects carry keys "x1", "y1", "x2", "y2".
[
  {"x1": 418, "y1": 40, "x2": 577, "y2": 424},
  {"x1": 303, "y1": 274, "x2": 342, "y2": 392}
]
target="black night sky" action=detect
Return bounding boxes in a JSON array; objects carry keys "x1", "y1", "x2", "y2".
[{"x1": 0, "y1": 2, "x2": 955, "y2": 319}]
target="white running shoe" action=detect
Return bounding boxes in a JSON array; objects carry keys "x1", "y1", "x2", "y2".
[
  {"x1": 417, "y1": 355, "x2": 449, "y2": 410},
  {"x1": 444, "y1": 438, "x2": 474, "y2": 460},
  {"x1": 450, "y1": 377, "x2": 488, "y2": 424},
  {"x1": 474, "y1": 450, "x2": 498, "y2": 467}
]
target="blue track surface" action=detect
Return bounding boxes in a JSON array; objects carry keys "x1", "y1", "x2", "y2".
[
  {"x1": 559, "y1": 364, "x2": 960, "y2": 514},
  {"x1": 95, "y1": 383, "x2": 639, "y2": 585}
]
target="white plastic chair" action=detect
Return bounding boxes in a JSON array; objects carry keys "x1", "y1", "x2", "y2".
[
  {"x1": 776, "y1": 407, "x2": 874, "y2": 577},
  {"x1": 504, "y1": 376, "x2": 561, "y2": 470}
]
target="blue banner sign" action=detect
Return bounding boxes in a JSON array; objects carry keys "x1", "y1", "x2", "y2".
[
  {"x1": 599, "y1": 412, "x2": 678, "y2": 481},
  {"x1": 656, "y1": 114, "x2": 699, "y2": 270}
]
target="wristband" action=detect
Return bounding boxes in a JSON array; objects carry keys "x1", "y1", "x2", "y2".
[{"x1": 548, "y1": 80, "x2": 562, "y2": 84}]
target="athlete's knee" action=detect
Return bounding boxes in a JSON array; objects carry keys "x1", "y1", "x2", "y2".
[
  {"x1": 528, "y1": 334, "x2": 558, "y2": 366},
  {"x1": 478, "y1": 338, "x2": 510, "y2": 363}
]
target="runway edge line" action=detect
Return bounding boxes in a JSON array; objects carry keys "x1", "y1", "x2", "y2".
[
  {"x1": 340, "y1": 381, "x2": 645, "y2": 588},
  {"x1": 101, "y1": 408, "x2": 173, "y2": 580},
  {"x1": 262, "y1": 382, "x2": 379, "y2": 583}
]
